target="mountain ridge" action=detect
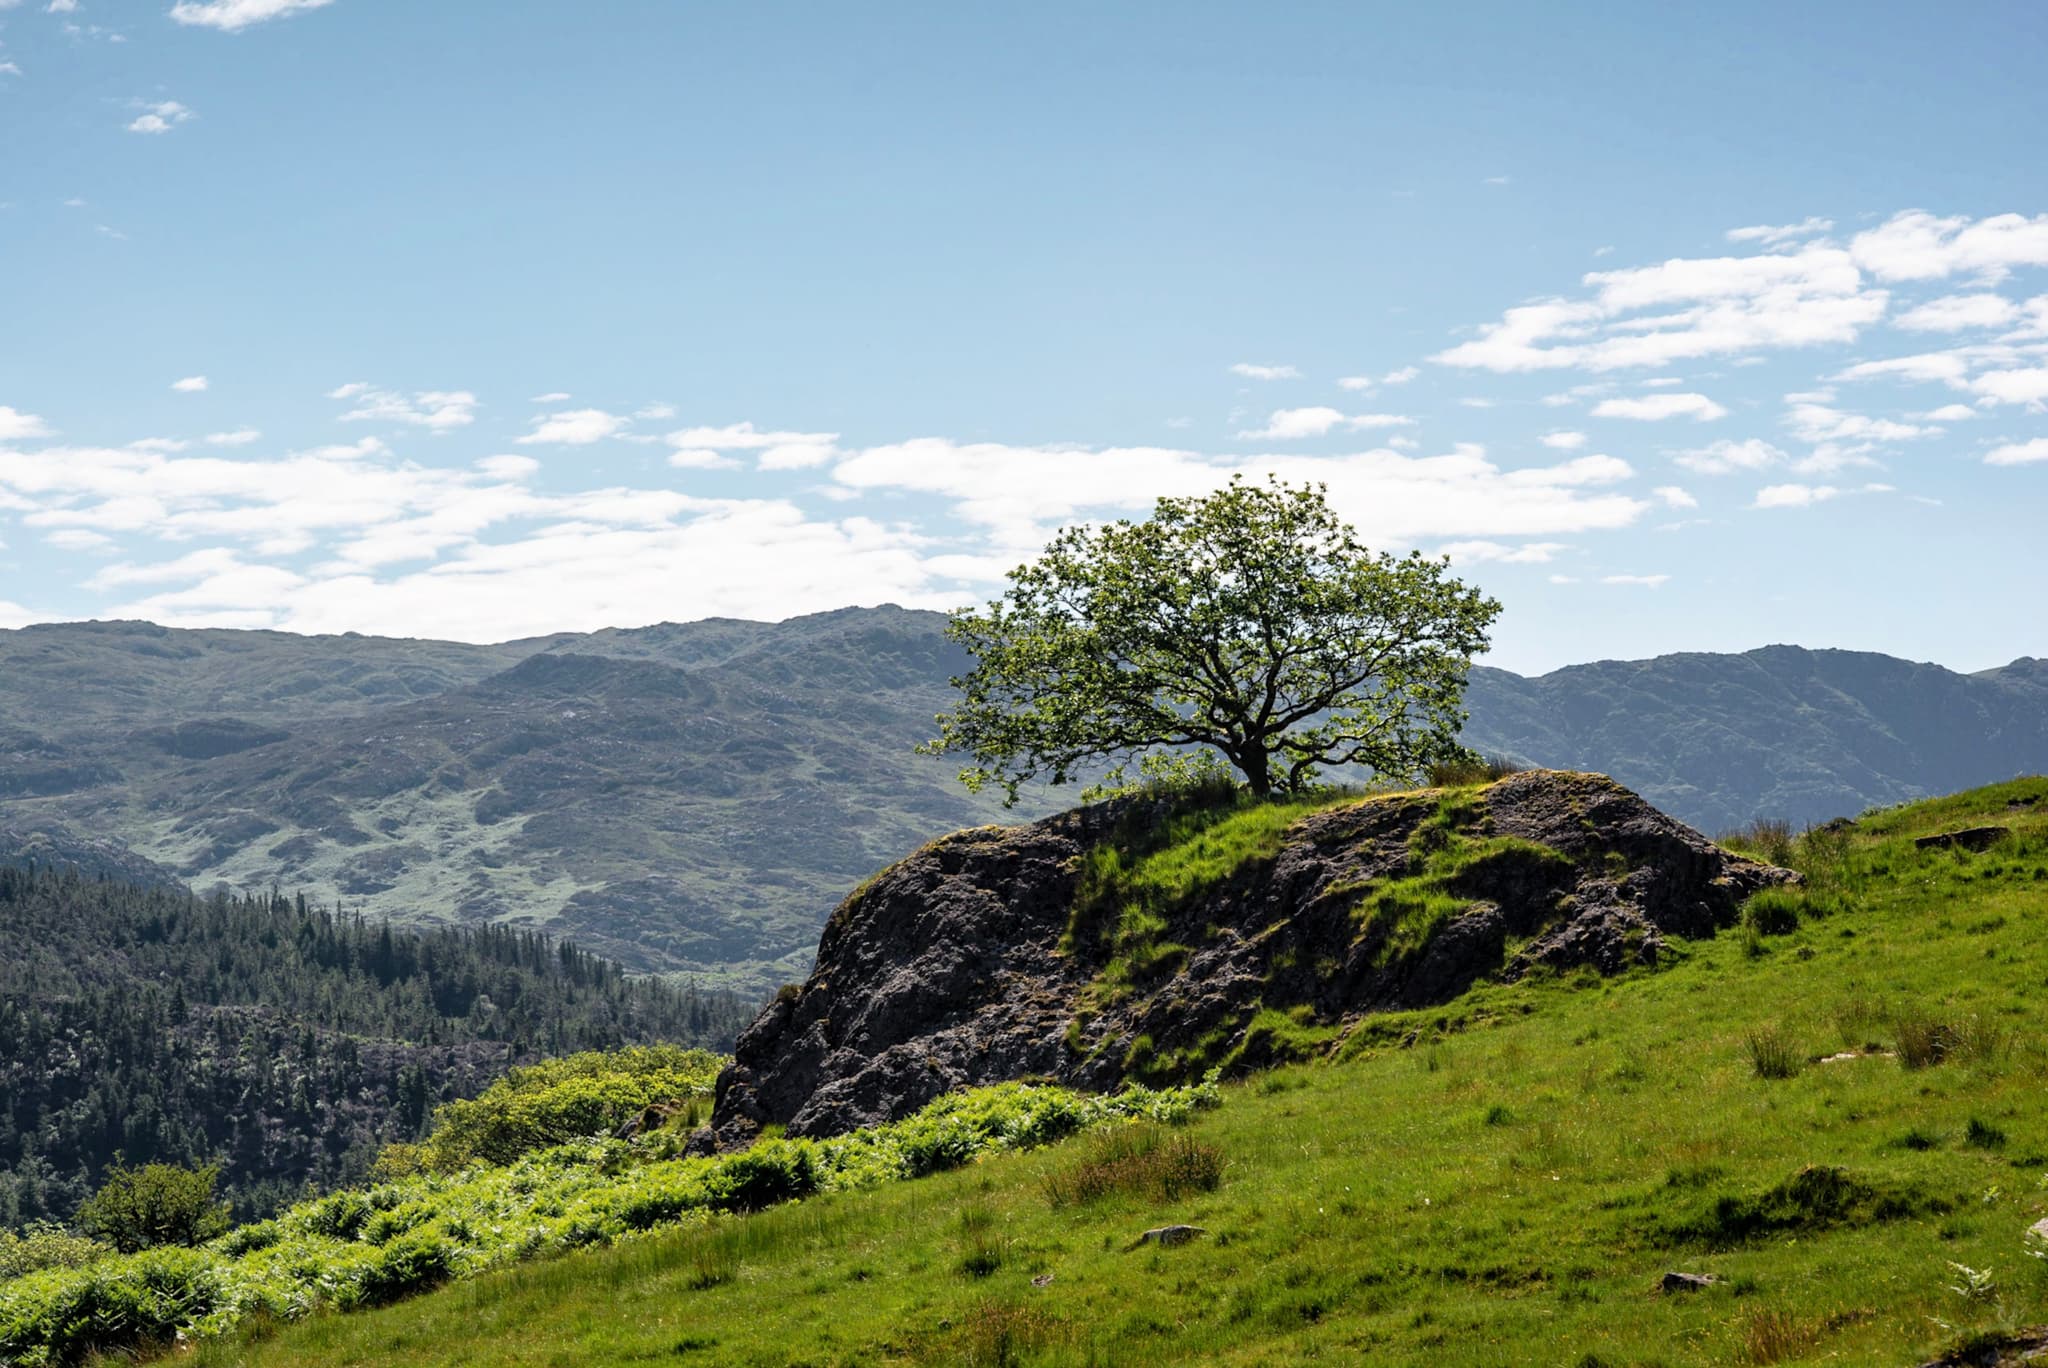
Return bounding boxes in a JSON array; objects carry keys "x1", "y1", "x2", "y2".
[{"x1": 2, "y1": 610, "x2": 2042, "y2": 989}]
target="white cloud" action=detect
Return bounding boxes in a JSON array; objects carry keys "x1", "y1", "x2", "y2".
[
  {"x1": 170, "y1": 375, "x2": 208, "y2": 393},
  {"x1": 1600, "y1": 573, "x2": 1670, "y2": 587},
  {"x1": 1921, "y1": 404, "x2": 1979, "y2": 421},
  {"x1": 1336, "y1": 376, "x2": 1375, "y2": 391},
  {"x1": 1783, "y1": 400, "x2": 1932, "y2": 446},
  {"x1": 1895, "y1": 293, "x2": 2021, "y2": 332},
  {"x1": 666, "y1": 449, "x2": 739, "y2": 471},
  {"x1": 1652, "y1": 485, "x2": 1697, "y2": 508},
  {"x1": 167, "y1": 0, "x2": 332, "y2": 29},
  {"x1": 1458, "y1": 397, "x2": 1497, "y2": 409},
  {"x1": 1591, "y1": 392, "x2": 1728, "y2": 422},
  {"x1": 46, "y1": 528, "x2": 114, "y2": 553},
  {"x1": 204, "y1": 428, "x2": 261, "y2": 445},
  {"x1": 516, "y1": 408, "x2": 627, "y2": 446},
  {"x1": 1969, "y1": 367, "x2": 2048, "y2": 409},
  {"x1": 529, "y1": 392, "x2": 571, "y2": 403},
  {"x1": 1848, "y1": 210, "x2": 2048, "y2": 283},
  {"x1": 1985, "y1": 437, "x2": 2048, "y2": 466},
  {"x1": 330, "y1": 384, "x2": 478, "y2": 430},
  {"x1": 0, "y1": 600, "x2": 40, "y2": 629},
  {"x1": 1230, "y1": 363, "x2": 1301, "y2": 381},
  {"x1": 830, "y1": 438, "x2": 1647, "y2": 554},
  {"x1": 127, "y1": 101, "x2": 194, "y2": 134},
  {"x1": 1436, "y1": 539, "x2": 1567, "y2": 564},
  {"x1": 1382, "y1": 366, "x2": 1420, "y2": 384},
  {"x1": 0, "y1": 61, "x2": 20, "y2": 77},
  {"x1": 47, "y1": 0, "x2": 78, "y2": 11},
  {"x1": 1237, "y1": 407, "x2": 1416, "y2": 440},
  {"x1": 1725, "y1": 218, "x2": 1834, "y2": 247},
  {"x1": 634, "y1": 402, "x2": 677, "y2": 420},
  {"x1": 0, "y1": 406, "x2": 55, "y2": 441},
  {"x1": 665, "y1": 420, "x2": 839, "y2": 452},
  {"x1": 1436, "y1": 238, "x2": 1885, "y2": 373},
  {"x1": 1484, "y1": 176, "x2": 1512, "y2": 186},
  {"x1": 475, "y1": 454, "x2": 539, "y2": 480},
  {"x1": 1539, "y1": 431, "x2": 1587, "y2": 450},
  {"x1": 1753, "y1": 483, "x2": 1839, "y2": 509}
]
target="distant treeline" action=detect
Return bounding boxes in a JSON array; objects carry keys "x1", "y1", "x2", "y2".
[{"x1": 0, "y1": 864, "x2": 757, "y2": 1227}]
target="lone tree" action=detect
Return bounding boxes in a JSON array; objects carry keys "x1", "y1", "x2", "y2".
[{"x1": 926, "y1": 476, "x2": 1502, "y2": 802}]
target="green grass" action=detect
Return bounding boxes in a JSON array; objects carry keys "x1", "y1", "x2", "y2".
[{"x1": 150, "y1": 776, "x2": 2048, "y2": 1366}]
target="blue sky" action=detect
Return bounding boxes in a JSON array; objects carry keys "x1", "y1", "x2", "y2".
[{"x1": 1, "y1": 1, "x2": 2044, "y2": 674}]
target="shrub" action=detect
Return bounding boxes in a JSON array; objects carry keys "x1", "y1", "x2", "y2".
[
  {"x1": 1721, "y1": 819, "x2": 1796, "y2": 868},
  {"x1": 1744, "y1": 1026, "x2": 1802, "y2": 1080},
  {"x1": 410, "y1": 1045, "x2": 724, "y2": 1172},
  {"x1": 0, "y1": 1225, "x2": 110, "y2": 1280},
  {"x1": 1424, "y1": 754, "x2": 1524, "y2": 787},
  {"x1": 1042, "y1": 1125, "x2": 1225, "y2": 1207},
  {"x1": 76, "y1": 1162, "x2": 231, "y2": 1253},
  {"x1": 1742, "y1": 889, "x2": 1804, "y2": 936},
  {"x1": 1964, "y1": 1117, "x2": 2008, "y2": 1150}
]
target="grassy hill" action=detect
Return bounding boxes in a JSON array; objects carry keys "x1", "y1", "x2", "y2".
[{"x1": 7, "y1": 774, "x2": 2036, "y2": 1367}]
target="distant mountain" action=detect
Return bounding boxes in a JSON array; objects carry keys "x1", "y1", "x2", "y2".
[
  {"x1": 1462, "y1": 645, "x2": 2048, "y2": 834},
  {"x1": 1, "y1": 611, "x2": 2041, "y2": 989}
]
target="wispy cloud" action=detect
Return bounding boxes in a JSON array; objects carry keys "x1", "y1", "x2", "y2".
[
  {"x1": 127, "y1": 100, "x2": 195, "y2": 135},
  {"x1": 1894, "y1": 293, "x2": 2020, "y2": 332},
  {"x1": 167, "y1": 0, "x2": 333, "y2": 30},
  {"x1": 0, "y1": 406, "x2": 55, "y2": 441},
  {"x1": 170, "y1": 375, "x2": 209, "y2": 393},
  {"x1": 1237, "y1": 407, "x2": 1415, "y2": 440},
  {"x1": 1674, "y1": 438, "x2": 1783, "y2": 474},
  {"x1": 1986, "y1": 437, "x2": 2048, "y2": 466},
  {"x1": 516, "y1": 408, "x2": 628, "y2": 446},
  {"x1": 329, "y1": 383, "x2": 477, "y2": 430},
  {"x1": 1229, "y1": 363, "x2": 1301, "y2": 381},
  {"x1": 1725, "y1": 217, "x2": 1834, "y2": 247},
  {"x1": 1590, "y1": 393, "x2": 1728, "y2": 422},
  {"x1": 1600, "y1": 573, "x2": 1670, "y2": 587}
]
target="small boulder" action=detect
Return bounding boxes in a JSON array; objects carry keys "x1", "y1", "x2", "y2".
[
  {"x1": 2029, "y1": 1216, "x2": 2048, "y2": 1243},
  {"x1": 1660, "y1": 1271, "x2": 1721, "y2": 1293},
  {"x1": 1129, "y1": 1224, "x2": 1206, "y2": 1250},
  {"x1": 1915, "y1": 826, "x2": 2008, "y2": 851}
]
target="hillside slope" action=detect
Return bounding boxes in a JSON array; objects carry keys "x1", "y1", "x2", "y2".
[
  {"x1": 167, "y1": 776, "x2": 2048, "y2": 1368},
  {"x1": 0, "y1": 860, "x2": 749, "y2": 1226}
]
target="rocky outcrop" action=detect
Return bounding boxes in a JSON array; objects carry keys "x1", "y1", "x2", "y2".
[{"x1": 709, "y1": 771, "x2": 1796, "y2": 1146}]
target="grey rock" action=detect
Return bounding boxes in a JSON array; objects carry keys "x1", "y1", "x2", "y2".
[
  {"x1": 710, "y1": 770, "x2": 1797, "y2": 1143},
  {"x1": 1131, "y1": 1225, "x2": 1206, "y2": 1249},
  {"x1": 1660, "y1": 1271, "x2": 1720, "y2": 1293},
  {"x1": 1915, "y1": 825, "x2": 2009, "y2": 851}
]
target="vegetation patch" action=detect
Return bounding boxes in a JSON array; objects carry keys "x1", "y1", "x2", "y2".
[
  {"x1": 1650, "y1": 1164, "x2": 1949, "y2": 1249},
  {"x1": 1041, "y1": 1125, "x2": 1224, "y2": 1207},
  {"x1": 0, "y1": 1075, "x2": 1219, "y2": 1366}
]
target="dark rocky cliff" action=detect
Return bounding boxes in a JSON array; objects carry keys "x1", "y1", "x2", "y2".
[{"x1": 709, "y1": 770, "x2": 1795, "y2": 1145}]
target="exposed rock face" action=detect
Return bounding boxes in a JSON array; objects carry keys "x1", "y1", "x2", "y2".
[{"x1": 710, "y1": 771, "x2": 1795, "y2": 1146}]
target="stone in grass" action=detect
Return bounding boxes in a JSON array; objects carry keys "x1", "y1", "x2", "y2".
[
  {"x1": 2030, "y1": 1216, "x2": 2048, "y2": 1242},
  {"x1": 1914, "y1": 826, "x2": 2008, "y2": 851},
  {"x1": 1660, "y1": 1271, "x2": 1721, "y2": 1293},
  {"x1": 1127, "y1": 1224, "x2": 1206, "y2": 1251}
]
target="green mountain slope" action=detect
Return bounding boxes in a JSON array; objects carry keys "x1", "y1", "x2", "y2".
[
  {"x1": 32, "y1": 775, "x2": 2046, "y2": 1368},
  {"x1": 0, "y1": 863, "x2": 751, "y2": 1228}
]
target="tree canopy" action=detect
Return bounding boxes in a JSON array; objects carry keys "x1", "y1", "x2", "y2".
[{"x1": 926, "y1": 477, "x2": 1502, "y2": 801}]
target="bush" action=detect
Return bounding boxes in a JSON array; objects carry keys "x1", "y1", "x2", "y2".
[
  {"x1": 1742, "y1": 889, "x2": 1804, "y2": 936},
  {"x1": 76, "y1": 1162, "x2": 231, "y2": 1253},
  {"x1": 1424, "y1": 754, "x2": 1525, "y2": 787},
  {"x1": 1744, "y1": 1026, "x2": 1802, "y2": 1080},
  {"x1": 0, "y1": 1225, "x2": 110, "y2": 1280},
  {"x1": 409, "y1": 1045, "x2": 724, "y2": 1172},
  {"x1": 1042, "y1": 1125, "x2": 1225, "y2": 1207},
  {"x1": 1721, "y1": 819, "x2": 1796, "y2": 867}
]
